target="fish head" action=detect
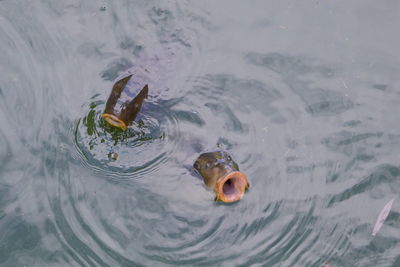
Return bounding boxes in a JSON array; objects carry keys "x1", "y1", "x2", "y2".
[{"x1": 193, "y1": 151, "x2": 249, "y2": 203}]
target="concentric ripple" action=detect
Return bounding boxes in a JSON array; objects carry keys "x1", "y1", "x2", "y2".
[
  {"x1": 73, "y1": 95, "x2": 180, "y2": 180},
  {"x1": 2, "y1": 0, "x2": 400, "y2": 266}
]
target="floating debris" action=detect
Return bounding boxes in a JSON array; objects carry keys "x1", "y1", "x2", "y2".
[{"x1": 372, "y1": 198, "x2": 394, "y2": 236}]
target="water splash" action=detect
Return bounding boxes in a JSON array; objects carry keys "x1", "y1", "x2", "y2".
[{"x1": 73, "y1": 96, "x2": 179, "y2": 180}]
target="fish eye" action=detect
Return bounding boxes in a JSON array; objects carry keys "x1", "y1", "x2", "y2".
[
  {"x1": 227, "y1": 156, "x2": 232, "y2": 161},
  {"x1": 206, "y1": 162, "x2": 211, "y2": 168},
  {"x1": 194, "y1": 162, "x2": 200, "y2": 170}
]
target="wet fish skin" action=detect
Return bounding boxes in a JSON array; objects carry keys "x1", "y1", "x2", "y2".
[
  {"x1": 193, "y1": 150, "x2": 239, "y2": 189},
  {"x1": 194, "y1": 150, "x2": 249, "y2": 203}
]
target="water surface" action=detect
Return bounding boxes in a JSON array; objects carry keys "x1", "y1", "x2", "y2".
[{"x1": 1, "y1": 0, "x2": 400, "y2": 266}]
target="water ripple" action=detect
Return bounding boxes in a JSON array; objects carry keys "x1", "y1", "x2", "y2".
[
  {"x1": 73, "y1": 97, "x2": 181, "y2": 181},
  {"x1": 2, "y1": 0, "x2": 400, "y2": 266}
]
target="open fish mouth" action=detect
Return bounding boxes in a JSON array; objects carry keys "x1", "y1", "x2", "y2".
[
  {"x1": 102, "y1": 113, "x2": 127, "y2": 131},
  {"x1": 215, "y1": 171, "x2": 249, "y2": 203}
]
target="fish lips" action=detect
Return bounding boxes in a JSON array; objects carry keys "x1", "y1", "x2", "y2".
[
  {"x1": 214, "y1": 171, "x2": 249, "y2": 203},
  {"x1": 101, "y1": 113, "x2": 127, "y2": 131}
]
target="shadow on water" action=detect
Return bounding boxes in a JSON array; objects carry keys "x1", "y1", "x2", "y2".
[{"x1": 0, "y1": 216, "x2": 41, "y2": 266}]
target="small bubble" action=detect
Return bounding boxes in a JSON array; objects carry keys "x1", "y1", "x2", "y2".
[
  {"x1": 159, "y1": 132, "x2": 165, "y2": 140},
  {"x1": 108, "y1": 152, "x2": 118, "y2": 161}
]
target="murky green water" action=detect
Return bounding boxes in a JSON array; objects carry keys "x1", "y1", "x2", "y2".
[{"x1": 1, "y1": 1, "x2": 400, "y2": 266}]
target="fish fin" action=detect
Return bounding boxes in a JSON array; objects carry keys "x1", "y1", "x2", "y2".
[
  {"x1": 103, "y1": 75, "x2": 133, "y2": 118},
  {"x1": 124, "y1": 84, "x2": 149, "y2": 124},
  {"x1": 113, "y1": 75, "x2": 133, "y2": 95}
]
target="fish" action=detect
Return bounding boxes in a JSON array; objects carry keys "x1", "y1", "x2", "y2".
[
  {"x1": 193, "y1": 150, "x2": 249, "y2": 203},
  {"x1": 102, "y1": 69, "x2": 150, "y2": 130},
  {"x1": 372, "y1": 198, "x2": 394, "y2": 236}
]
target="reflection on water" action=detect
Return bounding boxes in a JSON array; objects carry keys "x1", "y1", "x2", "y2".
[
  {"x1": 1, "y1": 0, "x2": 400, "y2": 266},
  {"x1": 246, "y1": 52, "x2": 354, "y2": 117}
]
